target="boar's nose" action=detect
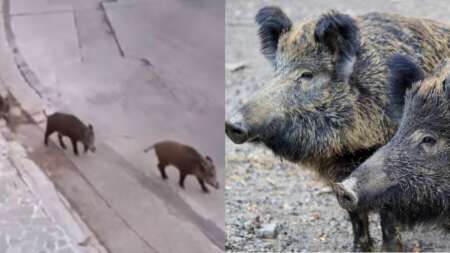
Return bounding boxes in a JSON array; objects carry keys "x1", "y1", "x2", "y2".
[
  {"x1": 225, "y1": 120, "x2": 250, "y2": 144},
  {"x1": 334, "y1": 182, "x2": 359, "y2": 211}
]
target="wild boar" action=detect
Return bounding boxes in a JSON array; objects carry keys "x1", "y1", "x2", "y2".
[
  {"x1": 144, "y1": 140, "x2": 219, "y2": 193},
  {"x1": 225, "y1": 6, "x2": 450, "y2": 251},
  {"x1": 44, "y1": 112, "x2": 96, "y2": 156},
  {"x1": 335, "y1": 57, "x2": 450, "y2": 244}
]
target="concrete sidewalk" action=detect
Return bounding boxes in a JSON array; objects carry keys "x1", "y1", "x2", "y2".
[
  {"x1": 0, "y1": 0, "x2": 225, "y2": 252},
  {"x1": 0, "y1": 120, "x2": 105, "y2": 253}
]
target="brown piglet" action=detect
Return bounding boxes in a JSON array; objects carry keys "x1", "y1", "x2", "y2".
[{"x1": 144, "y1": 140, "x2": 219, "y2": 193}]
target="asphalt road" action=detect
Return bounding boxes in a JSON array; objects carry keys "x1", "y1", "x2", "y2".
[
  {"x1": 226, "y1": 0, "x2": 450, "y2": 252},
  {"x1": 0, "y1": 0, "x2": 224, "y2": 252}
]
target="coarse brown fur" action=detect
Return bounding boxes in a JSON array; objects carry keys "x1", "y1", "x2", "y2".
[
  {"x1": 44, "y1": 112, "x2": 96, "y2": 156},
  {"x1": 144, "y1": 140, "x2": 219, "y2": 193},
  {"x1": 337, "y1": 58, "x2": 450, "y2": 233},
  {"x1": 226, "y1": 8, "x2": 450, "y2": 251},
  {"x1": 259, "y1": 12, "x2": 450, "y2": 182}
]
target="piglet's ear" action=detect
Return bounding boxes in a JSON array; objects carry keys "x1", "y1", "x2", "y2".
[
  {"x1": 314, "y1": 11, "x2": 360, "y2": 82},
  {"x1": 256, "y1": 6, "x2": 292, "y2": 65},
  {"x1": 386, "y1": 54, "x2": 424, "y2": 123},
  {"x1": 205, "y1": 156, "x2": 213, "y2": 162},
  {"x1": 88, "y1": 124, "x2": 93, "y2": 130}
]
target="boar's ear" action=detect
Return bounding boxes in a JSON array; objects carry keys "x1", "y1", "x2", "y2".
[
  {"x1": 205, "y1": 156, "x2": 213, "y2": 162},
  {"x1": 88, "y1": 124, "x2": 93, "y2": 130},
  {"x1": 386, "y1": 54, "x2": 424, "y2": 123},
  {"x1": 256, "y1": 6, "x2": 292, "y2": 65},
  {"x1": 314, "y1": 11, "x2": 360, "y2": 82}
]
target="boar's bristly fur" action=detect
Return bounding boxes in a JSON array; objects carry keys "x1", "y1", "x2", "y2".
[
  {"x1": 226, "y1": 8, "x2": 450, "y2": 252},
  {"x1": 338, "y1": 58, "x2": 450, "y2": 232}
]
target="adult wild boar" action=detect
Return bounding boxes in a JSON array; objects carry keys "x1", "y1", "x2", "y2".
[
  {"x1": 144, "y1": 140, "x2": 219, "y2": 193},
  {"x1": 335, "y1": 57, "x2": 450, "y2": 243},
  {"x1": 225, "y1": 6, "x2": 450, "y2": 251}
]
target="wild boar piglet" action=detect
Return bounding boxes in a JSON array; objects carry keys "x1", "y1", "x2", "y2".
[
  {"x1": 44, "y1": 112, "x2": 96, "y2": 156},
  {"x1": 144, "y1": 140, "x2": 219, "y2": 193}
]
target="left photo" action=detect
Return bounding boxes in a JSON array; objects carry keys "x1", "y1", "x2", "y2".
[{"x1": 0, "y1": 0, "x2": 224, "y2": 252}]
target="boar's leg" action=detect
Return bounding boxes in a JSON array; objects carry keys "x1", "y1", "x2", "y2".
[
  {"x1": 178, "y1": 172, "x2": 187, "y2": 188},
  {"x1": 380, "y1": 210, "x2": 403, "y2": 252},
  {"x1": 70, "y1": 138, "x2": 79, "y2": 156},
  {"x1": 349, "y1": 211, "x2": 373, "y2": 251},
  {"x1": 157, "y1": 163, "x2": 168, "y2": 179},
  {"x1": 196, "y1": 177, "x2": 209, "y2": 193},
  {"x1": 58, "y1": 133, "x2": 67, "y2": 149}
]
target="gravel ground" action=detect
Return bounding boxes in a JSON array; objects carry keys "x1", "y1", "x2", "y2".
[{"x1": 225, "y1": 0, "x2": 450, "y2": 251}]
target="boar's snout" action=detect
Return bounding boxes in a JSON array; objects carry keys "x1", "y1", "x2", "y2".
[
  {"x1": 334, "y1": 180, "x2": 359, "y2": 211},
  {"x1": 225, "y1": 120, "x2": 249, "y2": 144},
  {"x1": 226, "y1": 111, "x2": 254, "y2": 144}
]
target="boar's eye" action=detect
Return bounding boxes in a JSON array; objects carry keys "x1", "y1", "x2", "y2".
[
  {"x1": 419, "y1": 135, "x2": 437, "y2": 153},
  {"x1": 421, "y1": 136, "x2": 436, "y2": 145},
  {"x1": 300, "y1": 71, "x2": 313, "y2": 80},
  {"x1": 295, "y1": 71, "x2": 314, "y2": 84}
]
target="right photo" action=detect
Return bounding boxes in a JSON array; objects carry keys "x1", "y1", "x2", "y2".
[{"x1": 225, "y1": 0, "x2": 450, "y2": 252}]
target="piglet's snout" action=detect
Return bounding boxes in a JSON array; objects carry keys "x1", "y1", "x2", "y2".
[{"x1": 334, "y1": 179, "x2": 359, "y2": 211}]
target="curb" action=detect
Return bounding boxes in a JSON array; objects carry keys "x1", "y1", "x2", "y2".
[
  {"x1": 0, "y1": 4, "x2": 107, "y2": 253},
  {"x1": 3, "y1": 128, "x2": 107, "y2": 253}
]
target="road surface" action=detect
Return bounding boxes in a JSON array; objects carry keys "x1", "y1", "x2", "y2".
[{"x1": 0, "y1": 0, "x2": 225, "y2": 252}]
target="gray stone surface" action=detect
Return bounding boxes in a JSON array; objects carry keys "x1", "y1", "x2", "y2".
[
  {"x1": 226, "y1": 0, "x2": 450, "y2": 252},
  {"x1": 0, "y1": 125, "x2": 82, "y2": 253}
]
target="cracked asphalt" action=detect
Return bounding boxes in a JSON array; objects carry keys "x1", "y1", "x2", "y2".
[{"x1": 226, "y1": 0, "x2": 450, "y2": 252}]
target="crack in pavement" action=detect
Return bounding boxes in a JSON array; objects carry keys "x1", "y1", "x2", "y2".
[
  {"x1": 98, "y1": 2, "x2": 124, "y2": 57},
  {"x1": 72, "y1": 10, "x2": 84, "y2": 62}
]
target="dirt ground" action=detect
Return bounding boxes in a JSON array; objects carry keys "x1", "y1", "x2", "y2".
[{"x1": 225, "y1": 0, "x2": 450, "y2": 251}]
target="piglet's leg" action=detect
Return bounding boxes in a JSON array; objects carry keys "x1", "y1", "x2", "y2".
[
  {"x1": 44, "y1": 129, "x2": 54, "y2": 146},
  {"x1": 70, "y1": 138, "x2": 79, "y2": 156},
  {"x1": 157, "y1": 163, "x2": 168, "y2": 179},
  {"x1": 197, "y1": 177, "x2": 209, "y2": 193},
  {"x1": 178, "y1": 172, "x2": 187, "y2": 188},
  {"x1": 58, "y1": 134, "x2": 66, "y2": 149}
]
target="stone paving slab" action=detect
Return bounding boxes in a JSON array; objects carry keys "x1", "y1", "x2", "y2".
[
  {"x1": 10, "y1": 0, "x2": 105, "y2": 15},
  {"x1": 103, "y1": 0, "x2": 224, "y2": 105},
  {"x1": 0, "y1": 125, "x2": 103, "y2": 253},
  {"x1": 74, "y1": 8, "x2": 122, "y2": 61},
  {"x1": 11, "y1": 11, "x2": 81, "y2": 93}
]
